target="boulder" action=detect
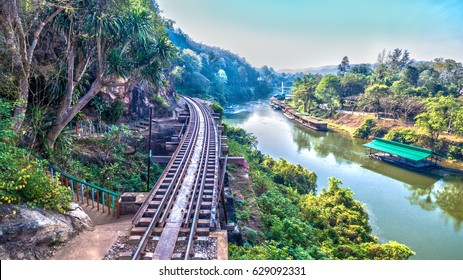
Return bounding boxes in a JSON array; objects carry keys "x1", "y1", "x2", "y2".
[{"x1": 0, "y1": 203, "x2": 93, "y2": 260}]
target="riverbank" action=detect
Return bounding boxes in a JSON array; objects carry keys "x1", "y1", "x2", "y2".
[
  {"x1": 270, "y1": 99, "x2": 463, "y2": 171},
  {"x1": 224, "y1": 124, "x2": 415, "y2": 260},
  {"x1": 225, "y1": 98, "x2": 463, "y2": 259},
  {"x1": 325, "y1": 112, "x2": 463, "y2": 171}
]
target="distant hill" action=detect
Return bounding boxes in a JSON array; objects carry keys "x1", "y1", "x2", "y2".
[
  {"x1": 278, "y1": 65, "x2": 339, "y2": 75},
  {"x1": 278, "y1": 63, "x2": 380, "y2": 75},
  {"x1": 166, "y1": 28, "x2": 277, "y2": 103}
]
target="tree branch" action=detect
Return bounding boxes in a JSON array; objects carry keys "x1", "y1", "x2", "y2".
[
  {"x1": 10, "y1": 1, "x2": 28, "y2": 74},
  {"x1": 75, "y1": 55, "x2": 92, "y2": 83},
  {"x1": 60, "y1": 78, "x2": 102, "y2": 125},
  {"x1": 97, "y1": 21, "x2": 103, "y2": 77},
  {"x1": 28, "y1": 5, "x2": 66, "y2": 65}
]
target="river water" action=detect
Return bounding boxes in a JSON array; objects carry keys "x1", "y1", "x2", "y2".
[{"x1": 224, "y1": 98, "x2": 463, "y2": 260}]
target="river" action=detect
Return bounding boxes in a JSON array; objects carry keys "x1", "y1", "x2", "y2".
[{"x1": 224, "y1": 98, "x2": 463, "y2": 260}]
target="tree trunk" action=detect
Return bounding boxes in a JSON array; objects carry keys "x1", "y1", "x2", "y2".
[
  {"x1": 1, "y1": 2, "x2": 65, "y2": 134},
  {"x1": 12, "y1": 72, "x2": 29, "y2": 132},
  {"x1": 45, "y1": 121, "x2": 65, "y2": 150},
  {"x1": 46, "y1": 79, "x2": 102, "y2": 149}
]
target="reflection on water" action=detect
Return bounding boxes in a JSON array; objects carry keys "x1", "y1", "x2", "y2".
[{"x1": 224, "y1": 99, "x2": 463, "y2": 260}]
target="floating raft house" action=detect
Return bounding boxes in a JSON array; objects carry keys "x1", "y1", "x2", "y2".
[{"x1": 363, "y1": 138, "x2": 445, "y2": 170}]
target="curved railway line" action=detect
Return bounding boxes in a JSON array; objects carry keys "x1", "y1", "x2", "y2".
[{"x1": 130, "y1": 96, "x2": 220, "y2": 260}]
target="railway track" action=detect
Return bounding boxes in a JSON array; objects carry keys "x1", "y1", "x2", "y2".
[{"x1": 130, "y1": 96, "x2": 219, "y2": 260}]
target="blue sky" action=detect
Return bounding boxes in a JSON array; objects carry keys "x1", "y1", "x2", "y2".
[{"x1": 157, "y1": 0, "x2": 463, "y2": 70}]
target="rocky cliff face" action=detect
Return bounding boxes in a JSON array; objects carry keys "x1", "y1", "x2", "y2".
[{"x1": 0, "y1": 203, "x2": 93, "y2": 260}]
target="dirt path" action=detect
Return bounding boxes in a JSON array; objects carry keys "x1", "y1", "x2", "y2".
[{"x1": 52, "y1": 204, "x2": 132, "y2": 260}]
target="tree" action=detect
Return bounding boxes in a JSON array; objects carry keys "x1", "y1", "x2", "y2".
[
  {"x1": 453, "y1": 108, "x2": 463, "y2": 136},
  {"x1": 433, "y1": 58, "x2": 463, "y2": 87},
  {"x1": 315, "y1": 74, "x2": 341, "y2": 114},
  {"x1": 300, "y1": 177, "x2": 414, "y2": 260},
  {"x1": 374, "y1": 48, "x2": 410, "y2": 82},
  {"x1": 351, "y1": 64, "x2": 373, "y2": 76},
  {"x1": 292, "y1": 74, "x2": 319, "y2": 113},
  {"x1": 379, "y1": 95, "x2": 399, "y2": 119},
  {"x1": 397, "y1": 96, "x2": 424, "y2": 123},
  {"x1": 418, "y1": 68, "x2": 442, "y2": 96},
  {"x1": 402, "y1": 65, "x2": 420, "y2": 86},
  {"x1": 44, "y1": 0, "x2": 175, "y2": 149},
  {"x1": 387, "y1": 48, "x2": 410, "y2": 73},
  {"x1": 337, "y1": 56, "x2": 350, "y2": 76},
  {"x1": 358, "y1": 84, "x2": 390, "y2": 117},
  {"x1": 415, "y1": 96, "x2": 460, "y2": 142},
  {"x1": 263, "y1": 158, "x2": 317, "y2": 195},
  {"x1": 391, "y1": 80, "x2": 411, "y2": 96},
  {"x1": 340, "y1": 73, "x2": 368, "y2": 98},
  {"x1": 0, "y1": 0, "x2": 70, "y2": 132}
]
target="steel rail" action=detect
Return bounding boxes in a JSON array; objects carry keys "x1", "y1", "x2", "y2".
[
  {"x1": 131, "y1": 99, "x2": 200, "y2": 260},
  {"x1": 183, "y1": 102, "x2": 211, "y2": 228},
  {"x1": 184, "y1": 99, "x2": 215, "y2": 260},
  {"x1": 132, "y1": 100, "x2": 197, "y2": 225}
]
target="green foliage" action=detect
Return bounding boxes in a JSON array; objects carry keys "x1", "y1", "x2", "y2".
[
  {"x1": 211, "y1": 101, "x2": 224, "y2": 117},
  {"x1": 340, "y1": 73, "x2": 368, "y2": 97},
  {"x1": 168, "y1": 29, "x2": 274, "y2": 104},
  {"x1": 0, "y1": 143, "x2": 73, "y2": 214},
  {"x1": 353, "y1": 117, "x2": 387, "y2": 139},
  {"x1": 0, "y1": 99, "x2": 15, "y2": 141},
  {"x1": 447, "y1": 144, "x2": 463, "y2": 161},
  {"x1": 54, "y1": 127, "x2": 162, "y2": 194},
  {"x1": 300, "y1": 177, "x2": 415, "y2": 260},
  {"x1": 263, "y1": 157, "x2": 317, "y2": 194},
  {"x1": 151, "y1": 93, "x2": 170, "y2": 112},
  {"x1": 91, "y1": 96, "x2": 125, "y2": 124},
  {"x1": 241, "y1": 227, "x2": 260, "y2": 245},
  {"x1": 236, "y1": 209, "x2": 250, "y2": 221},
  {"x1": 415, "y1": 96, "x2": 463, "y2": 142},
  {"x1": 226, "y1": 125, "x2": 413, "y2": 259},
  {"x1": 229, "y1": 242, "x2": 293, "y2": 260},
  {"x1": 0, "y1": 100, "x2": 72, "y2": 212},
  {"x1": 224, "y1": 124, "x2": 258, "y2": 148},
  {"x1": 315, "y1": 74, "x2": 342, "y2": 114},
  {"x1": 384, "y1": 128, "x2": 417, "y2": 144},
  {"x1": 292, "y1": 74, "x2": 320, "y2": 113},
  {"x1": 102, "y1": 101, "x2": 125, "y2": 123},
  {"x1": 20, "y1": 166, "x2": 73, "y2": 214}
]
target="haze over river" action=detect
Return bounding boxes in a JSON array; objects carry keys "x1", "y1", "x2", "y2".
[{"x1": 224, "y1": 98, "x2": 463, "y2": 260}]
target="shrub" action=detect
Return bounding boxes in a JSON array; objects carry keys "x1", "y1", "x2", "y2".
[
  {"x1": 211, "y1": 101, "x2": 224, "y2": 117},
  {"x1": 353, "y1": 117, "x2": 388, "y2": 139},
  {"x1": 151, "y1": 93, "x2": 170, "y2": 111},
  {"x1": 0, "y1": 99, "x2": 14, "y2": 142},
  {"x1": 370, "y1": 126, "x2": 388, "y2": 138},
  {"x1": 0, "y1": 99, "x2": 72, "y2": 213},
  {"x1": 0, "y1": 143, "x2": 73, "y2": 213},
  {"x1": 242, "y1": 227, "x2": 259, "y2": 245},
  {"x1": 102, "y1": 100, "x2": 125, "y2": 123},
  {"x1": 384, "y1": 128, "x2": 417, "y2": 144},
  {"x1": 263, "y1": 157, "x2": 317, "y2": 195},
  {"x1": 448, "y1": 145, "x2": 463, "y2": 161}
]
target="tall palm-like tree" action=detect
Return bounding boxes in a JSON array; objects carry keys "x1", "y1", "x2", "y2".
[{"x1": 45, "y1": 0, "x2": 176, "y2": 149}]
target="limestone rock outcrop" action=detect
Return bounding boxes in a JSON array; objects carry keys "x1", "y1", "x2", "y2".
[{"x1": 0, "y1": 203, "x2": 93, "y2": 260}]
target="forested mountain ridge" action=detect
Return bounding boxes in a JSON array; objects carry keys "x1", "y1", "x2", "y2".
[{"x1": 167, "y1": 28, "x2": 282, "y2": 104}]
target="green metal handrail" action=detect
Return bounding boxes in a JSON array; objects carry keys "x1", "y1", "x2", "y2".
[
  {"x1": 27, "y1": 150, "x2": 120, "y2": 218},
  {"x1": 68, "y1": 118, "x2": 151, "y2": 137}
]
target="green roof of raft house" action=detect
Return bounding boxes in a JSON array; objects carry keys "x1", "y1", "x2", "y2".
[{"x1": 363, "y1": 138, "x2": 445, "y2": 170}]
